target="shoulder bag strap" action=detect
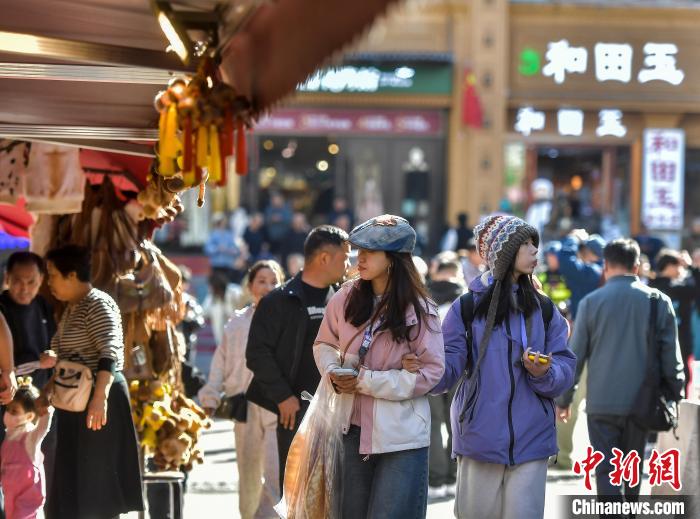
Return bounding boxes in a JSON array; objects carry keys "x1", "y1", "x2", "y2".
[{"x1": 646, "y1": 291, "x2": 660, "y2": 380}]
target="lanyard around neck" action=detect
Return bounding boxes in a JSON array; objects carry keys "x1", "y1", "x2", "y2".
[{"x1": 358, "y1": 317, "x2": 384, "y2": 365}]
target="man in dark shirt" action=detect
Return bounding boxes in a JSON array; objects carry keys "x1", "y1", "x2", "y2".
[
  {"x1": 0, "y1": 253, "x2": 57, "y2": 388},
  {"x1": 649, "y1": 249, "x2": 699, "y2": 393},
  {"x1": 246, "y1": 225, "x2": 350, "y2": 489},
  {"x1": 0, "y1": 252, "x2": 57, "y2": 515},
  {"x1": 279, "y1": 213, "x2": 311, "y2": 274},
  {"x1": 243, "y1": 212, "x2": 269, "y2": 261},
  {"x1": 455, "y1": 213, "x2": 474, "y2": 251}
]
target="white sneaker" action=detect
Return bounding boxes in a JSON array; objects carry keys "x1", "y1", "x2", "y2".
[
  {"x1": 445, "y1": 483, "x2": 457, "y2": 496},
  {"x1": 428, "y1": 485, "x2": 447, "y2": 499}
]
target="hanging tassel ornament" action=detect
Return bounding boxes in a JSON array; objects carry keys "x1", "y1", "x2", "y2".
[
  {"x1": 196, "y1": 125, "x2": 208, "y2": 169},
  {"x1": 207, "y1": 125, "x2": 222, "y2": 185},
  {"x1": 197, "y1": 179, "x2": 206, "y2": 207},
  {"x1": 152, "y1": 58, "x2": 254, "y2": 211},
  {"x1": 235, "y1": 118, "x2": 248, "y2": 176},
  {"x1": 222, "y1": 110, "x2": 234, "y2": 158},
  {"x1": 218, "y1": 131, "x2": 228, "y2": 187},
  {"x1": 182, "y1": 116, "x2": 195, "y2": 186},
  {"x1": 159, "y1": 103, "x2": 179, "y2": 176}
]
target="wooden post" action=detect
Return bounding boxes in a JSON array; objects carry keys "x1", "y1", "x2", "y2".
[
  {"x1": 630, "y1": 138, "x2": 643, "y2": 235},
  {"x1": 525, "y1": 145, "x2": 538, "y2": 206},
  {"x1": 601, "y1": 146, "x2": 615, "y2": 215}
]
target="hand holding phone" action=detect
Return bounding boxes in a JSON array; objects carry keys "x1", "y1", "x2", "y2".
[
  {"x1": 329, "y1": 367, "x2": 359, "y2": 395},
  {"x1": 522, "y1": 347, "x2": 551, "y2": 378},
  {"x1": 330, "y1": 368, "x2": 359, "y2": 377},
  {"x1": 527, "y1": 352, "x2": 550, "y2": 365}
]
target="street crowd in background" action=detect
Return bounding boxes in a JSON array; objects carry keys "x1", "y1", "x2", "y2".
[{"x1": 198, "y1": 204, "x2": 689, "y2": 519}]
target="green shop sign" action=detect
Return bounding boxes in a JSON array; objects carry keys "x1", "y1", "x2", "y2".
[
  {"x1": 518, "y1": 47, "x2": 541, "y2": 77},
  {"x1": 297, "y1": 65, "x2": 453, "y2": 95}
]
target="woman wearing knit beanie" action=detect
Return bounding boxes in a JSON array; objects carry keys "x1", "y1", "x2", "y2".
[
  {"x1": 430, "y1": 214, "x2": 577, "y2": 519},
  {"x1": 313, "y1": 215, "x2": 445, "y2": 518}
]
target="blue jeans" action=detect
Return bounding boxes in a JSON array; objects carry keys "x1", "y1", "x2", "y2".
[{"x1": 341, "y1": 426, "x2": 429, "y2": 519}]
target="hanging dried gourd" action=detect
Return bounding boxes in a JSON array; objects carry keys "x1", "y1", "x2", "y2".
[{"x1": 153, "y1": 56, "x2": 253, "y2": 207}]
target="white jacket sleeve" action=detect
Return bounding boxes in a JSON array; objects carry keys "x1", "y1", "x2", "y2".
[
  {"x1": 314, "y1": 343, "x2": 343, "y2": 376},
  {"x1": 356, "y1": 367, "x2": 418, "y2": 401},
  {"x1": 198, "y1": 328, "x2": 231, "y2": 409}
]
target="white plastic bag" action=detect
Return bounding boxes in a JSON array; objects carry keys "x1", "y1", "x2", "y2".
[{"x1": 276, "y1": 377, "x2": 346, "y2": 519}]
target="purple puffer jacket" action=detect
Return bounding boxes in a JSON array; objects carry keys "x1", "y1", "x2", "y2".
[{"x1": 432, "y1": 274, "x2": 576, "y2": 466}]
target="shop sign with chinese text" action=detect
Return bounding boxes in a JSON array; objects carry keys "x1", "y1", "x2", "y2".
[
  {"x1": 510, "y1": 11, "x2": 700, "y2": 109},
  {"x1": 642, "y1": 129, "x2": 685, "y2": 231},
  {"x1": 297, "y1": 65, "x2": 452, "y2": 95}
]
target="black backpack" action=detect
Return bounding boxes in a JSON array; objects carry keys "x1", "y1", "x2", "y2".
[{"x1": 459, "y1": 292, "x2": 555, "y2": 378}]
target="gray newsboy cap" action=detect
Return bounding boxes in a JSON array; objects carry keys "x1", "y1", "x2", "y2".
[{"x1": 348, "y1": 215, "x2": 416, "y2": 253}]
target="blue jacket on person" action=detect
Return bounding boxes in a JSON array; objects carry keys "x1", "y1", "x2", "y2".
[
  {"x1": 432, "y1": 274, "x2": 576, "y2": 466},
  {"x1": 204, "y1": 229, "x2": 241, "y2": 269},
  {"x1": 557, "y1": 237, "x2": 603, "y2": 319}
]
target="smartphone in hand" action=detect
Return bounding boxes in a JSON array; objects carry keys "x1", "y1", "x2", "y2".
[
  {"x1": 331, "y1": 367, "x2": 359, "y2": 377},
  {"x1": 527, "y1": 352, "x2": 551, "y2": 365}
]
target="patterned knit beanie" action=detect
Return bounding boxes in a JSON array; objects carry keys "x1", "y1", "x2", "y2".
[
  {"x1": 461, "y1": 215, "x2": 540, "y2": 420},
  {"x1": 474, "y1": 215, "x2": 539, "y2": 281}
]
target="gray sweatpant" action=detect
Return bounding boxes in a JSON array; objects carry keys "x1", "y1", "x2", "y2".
[{"x1": 454, "y1": 456, "x2": 548, "y2": 519}]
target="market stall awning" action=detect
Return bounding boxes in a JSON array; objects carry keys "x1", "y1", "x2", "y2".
[
  {"x1": 0, "y1": 0, "x2": 402, "y2": 155},
  {"x1": 218, "y1": 0, "x2": 402, "y2": 111},
  {"x1": 0, "y1": 0, "x2": 204, "y2": 155},
  {"x1": 80, "y1": 148, "x2": 150, "y2": 191}
]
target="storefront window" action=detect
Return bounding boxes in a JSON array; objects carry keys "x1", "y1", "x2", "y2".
[
  {"x1": 401, "y1": 147, "x2": 431, "y2": 246},
  {"x1": 529, "y1": 145, "x2": 630, "y2": 241},
  {"x1": 352, "y1": 144, "x2": 385, "y2": 224},
  {"x1": 253, "y1": 136, "x2": 339, "y2": 224}
]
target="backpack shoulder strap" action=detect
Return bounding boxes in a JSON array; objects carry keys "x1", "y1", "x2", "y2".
[
  {"x1": 459, "y1": 292, "x2": 475, "y2": 377},
  {"x1": 649, "y1": 290, "x2": 660, "y2": 342},
  {"x1": 459, "y1": 291, "x2": 475, "y2": 328},
  {"x1": 541, "y1": 295, "x2": 555, "y2": 333},
  {"x1": 645, "y1": 290, "x2": 660, "y2": 378}
]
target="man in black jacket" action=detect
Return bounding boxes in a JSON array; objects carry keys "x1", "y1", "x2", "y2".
[
  {"x1": 246, "y1": 225, "x2": 350, "y2": 488},
  {"x1": 649, "y1": 249, "x2": 699, "y2": 394}
]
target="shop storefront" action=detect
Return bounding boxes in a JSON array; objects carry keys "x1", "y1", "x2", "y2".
[
  {"x1": 247, "y1": 107, "x2": 446, "y2": 250},
  {"x1": 245, "y1": 59, "x2": 453, "y2": 251},
  {"x1": 502, "y1": 4, "x2": 700, "y2": 247}
]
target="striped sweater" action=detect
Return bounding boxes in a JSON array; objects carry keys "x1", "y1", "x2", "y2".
[{"x1": 51, "y1": 289, "x2": 124, "y2": 373}]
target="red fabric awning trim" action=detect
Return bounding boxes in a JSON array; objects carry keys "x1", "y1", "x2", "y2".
[{"x1": 0, "y1": 199, "x2": 33, "y2": 238}]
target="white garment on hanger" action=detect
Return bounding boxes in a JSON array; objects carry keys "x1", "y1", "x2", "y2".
[{"x1": 24, "y1": 143, "x2": 85, "y2": 214}]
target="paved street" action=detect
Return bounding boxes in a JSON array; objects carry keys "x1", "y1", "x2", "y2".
[
  {"x1": 182, "y1": 412, "x2": 635, "y2": 519},
  {"x1": 168, "y1": 344, "x2": 649, "y2": 519}
]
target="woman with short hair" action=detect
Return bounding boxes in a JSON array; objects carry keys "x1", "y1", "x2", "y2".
[{"x1": 45, "y1": 244, "x2": 143, "y2": 519}]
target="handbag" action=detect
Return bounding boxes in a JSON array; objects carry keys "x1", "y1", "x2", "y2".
[
  {"x1": 631, "y1": 291, "x2": 679, "y2": 434},
  {"x1": 150, "y1": 324, "x2": 178, "y2": 377},
  {"x1": 50, "y1": 306, "x2": 95, "y2": 413},
  {"x1": 123, "y1": 314, "x2": 154, "y2": 381},
  {"x1": 215, "y1": 393, "x2": 248, "y2": 422},
  {"x1": 51, "y1": 360, "x2": 94, "y2": 412},
  {"x1": 111, "y1": 249, "x2": 174, "y2": 314}
]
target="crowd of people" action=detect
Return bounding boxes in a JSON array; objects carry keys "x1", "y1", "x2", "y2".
[
  {"x1": 199, "y1": 211, "x2": 686, "y2": 519},
  {"x1": 204, "y1": 194, "x2": 354, "y2": 287}
]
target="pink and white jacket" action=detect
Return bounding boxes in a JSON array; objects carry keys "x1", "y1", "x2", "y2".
[{"x1": 313, "y1": 281, "x2": 445, "y2": 455}]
